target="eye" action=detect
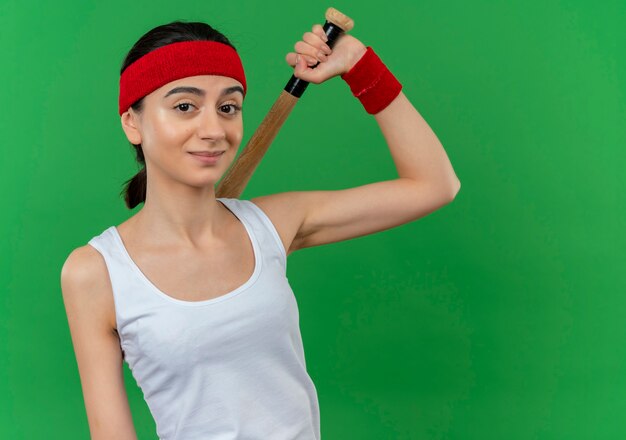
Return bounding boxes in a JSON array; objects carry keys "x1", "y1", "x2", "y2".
[
  {"x1": 174, "y1": 102, "x2": 196, "y2": 113},
  {"x1": 220, "y1": 104, "x2": 241, "y2": 115}
]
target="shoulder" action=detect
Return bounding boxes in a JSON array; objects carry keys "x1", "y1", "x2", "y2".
[
  {"x1": 248, "y1": 192, "x2": 320, "y2": 255},
  {"x1": 60, "y1": 244, "x2": 116, "y2": 332},
  {"x1": 61, "y1": 245, "x2": 107, "y2": 288}
]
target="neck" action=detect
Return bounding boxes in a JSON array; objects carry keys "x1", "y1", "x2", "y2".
[{"x1": 132, "y1": 170, "x2": 226, "y2": 247}]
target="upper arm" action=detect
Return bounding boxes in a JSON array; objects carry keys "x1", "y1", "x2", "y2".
[
  {"x1": 252, "y1": 178, "x2": 459, "y2": 254},
  {"x1": 60, "y1": 245, "x2": 138, "y2": 440}
]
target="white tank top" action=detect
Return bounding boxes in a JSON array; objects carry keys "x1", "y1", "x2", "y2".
[{"x1": 87, "y1": 197, "x2": 321, "y2": 440}]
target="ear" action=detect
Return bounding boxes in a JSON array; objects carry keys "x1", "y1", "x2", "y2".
[{"x1": 120, "y1": 109, "x2": 142, "y2": 145}]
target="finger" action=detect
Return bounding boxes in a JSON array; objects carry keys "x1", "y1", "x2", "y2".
[
  {"x1": 302, "y1": 31, "x2": 331, "y2": 56},
  {"x1": 293, "y1": 53, "x2": 323, "y2": 84},
  {"x1": 288, "y1": 49, "x2": 317, "y2": 67},
  {"x1": 285, "y1": 52, "x2": 318, "y2": 67},
  {"x1": 294, "y1": 52, "x2": 308, "y2": 77},
  {"x1": 304, "y1": 55, "x2": 319, "y2": 66},
  {"x1": 312, "y1": 23, "x2": 328, "y2": 43},
  {"x1": 286, "y1": 52, "x2": 315, "y2": 71},
  {"x1": 295, "y1": 41, "x2": 326, "y2": 63}
]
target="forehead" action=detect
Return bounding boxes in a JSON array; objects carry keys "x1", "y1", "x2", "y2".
[{"x1": 157, "y1": 75, "x2": 244, "y2": 99}]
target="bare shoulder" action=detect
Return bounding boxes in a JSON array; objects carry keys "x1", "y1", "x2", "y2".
[
  {"x1": 249, "y1": 191, "x2": 320, "y2": 256},
  {"x1": 60, "y1": 244, "x2": 137, "y2": 437},
  {"x1": 60, "y1": 244, "x2": 117, "y2": 332}
]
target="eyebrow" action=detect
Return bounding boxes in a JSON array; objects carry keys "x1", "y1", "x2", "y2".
[{"x1": 163, "y1": 85, "x2": 244, "y2": 99}]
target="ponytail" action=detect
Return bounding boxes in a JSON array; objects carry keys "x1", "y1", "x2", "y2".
[{"x1": 121, "y1": 141, "x2": 146, "y2": 209}]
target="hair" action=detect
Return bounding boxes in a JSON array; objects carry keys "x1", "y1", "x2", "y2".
[{"x1": 119, "y1": 20, "x2": 238, "y2": 209}]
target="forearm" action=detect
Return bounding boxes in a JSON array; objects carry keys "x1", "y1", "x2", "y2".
[{"x1": 374, "y1": 91, "x2": 460, "y2": 195}]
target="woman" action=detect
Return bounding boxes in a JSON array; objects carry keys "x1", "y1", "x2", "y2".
[{"x1": 61, "y1": 19, "x2": 460, "y2": 440}]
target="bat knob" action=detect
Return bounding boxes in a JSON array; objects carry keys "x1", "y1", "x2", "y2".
[
  {"x1": 284, "y1": 8, "x2": 355, "y2": 98},
  {"x1": 325, "y1": 7, "x2": 354, "y2": 32}
]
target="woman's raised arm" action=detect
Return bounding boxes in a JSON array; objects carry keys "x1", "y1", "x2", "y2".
[{"x1": 251, "y1": 25, "x2": 460, "y2": 253}]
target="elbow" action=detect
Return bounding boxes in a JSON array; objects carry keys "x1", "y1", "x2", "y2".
[{"x1": 446, "y1": 179, "x2": 461, "y2": 202}]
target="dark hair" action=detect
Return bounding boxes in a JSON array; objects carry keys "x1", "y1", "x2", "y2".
[{"x1": 119, "y1": 21, "x2": 238, "y2": 209}]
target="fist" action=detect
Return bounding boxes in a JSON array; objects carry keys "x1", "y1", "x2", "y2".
[{"x1": 285, "y1": 23, "x2": 367, "y2": 84}]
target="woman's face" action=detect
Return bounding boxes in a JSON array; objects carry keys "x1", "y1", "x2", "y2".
[{"x1": 124, "y1": 74, "x2": 245, "y2": 188}]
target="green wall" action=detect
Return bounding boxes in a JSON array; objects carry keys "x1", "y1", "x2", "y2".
[{"x1": 1, "y1": 0, "x2": 624, "y2": 438}]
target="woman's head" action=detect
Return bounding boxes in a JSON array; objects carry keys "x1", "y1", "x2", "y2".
[{"x1": 118, "y1": 21, "x2": 246, "y2": 209}]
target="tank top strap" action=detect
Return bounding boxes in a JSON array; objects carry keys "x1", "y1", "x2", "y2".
[
  {"x1": 87, "y1": 226, "x2": 145, "y2": 352},
  {"x1": 218, "y1": 197, "x2": 287, "y2": 271}
]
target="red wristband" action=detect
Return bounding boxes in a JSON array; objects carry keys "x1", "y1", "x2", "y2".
[{"x1": 340, "y1": 46, "x2": 403, "y2": 115}]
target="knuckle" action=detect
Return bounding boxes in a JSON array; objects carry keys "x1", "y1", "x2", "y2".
[{"x1": 303, "y1": 32, "x2": 315, "y2": 44}]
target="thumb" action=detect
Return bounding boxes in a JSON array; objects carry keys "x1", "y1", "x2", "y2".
[
  {"x1": 295, "y1": 54, "x2": 306, "y2": 74},
  {"x1": 294, "y1": 54, "x2": 319, "y2": 83}
]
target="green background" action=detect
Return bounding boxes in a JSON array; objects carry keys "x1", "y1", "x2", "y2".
[{"x1": 2, "y1": 0, "x2": 624, "y2": 438}]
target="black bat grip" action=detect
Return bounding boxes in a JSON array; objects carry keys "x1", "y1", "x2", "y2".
[{"x1": 284, "y1": 20, "x2": 345, "y2": 98}]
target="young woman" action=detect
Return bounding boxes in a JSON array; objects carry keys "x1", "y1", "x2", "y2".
[{"x1": 61, "y1": 19, "x2": 460, "y2": 440}]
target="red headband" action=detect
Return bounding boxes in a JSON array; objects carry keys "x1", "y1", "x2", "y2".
[{"x1": 118, "y1": 40, "x2": 247, "y2": 116}]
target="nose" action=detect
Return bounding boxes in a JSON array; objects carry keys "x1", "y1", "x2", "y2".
[{"x1": 197, "y1": 108, "x2": 226, "y2": 142}]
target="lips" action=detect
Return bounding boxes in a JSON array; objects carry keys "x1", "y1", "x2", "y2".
[{"x1": 189, "y1": 151, "x2": 225, "y2": 157}]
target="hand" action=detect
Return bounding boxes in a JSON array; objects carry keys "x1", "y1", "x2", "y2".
[{"x1": 285, "y1": 23, "x2": 367, "y2": 85}]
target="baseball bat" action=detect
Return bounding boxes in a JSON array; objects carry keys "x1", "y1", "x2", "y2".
[{"x1": 215, "y1": 7, "x2": 354, "y2": 198}]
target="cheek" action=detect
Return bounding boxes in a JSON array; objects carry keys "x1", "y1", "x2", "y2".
[
  {"x1": 147, "y1": 112, "x2": 193, "y2": 148},
  {"x1": 230, "y1": 121, "x2": 244, "y2": 144}
]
